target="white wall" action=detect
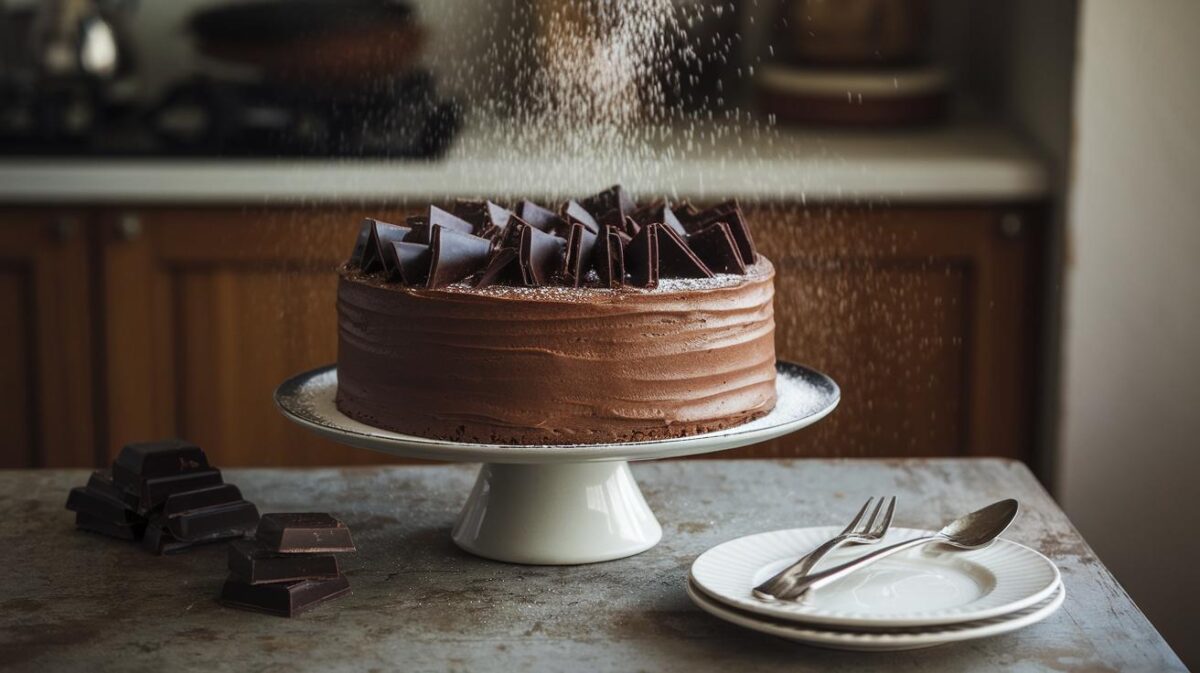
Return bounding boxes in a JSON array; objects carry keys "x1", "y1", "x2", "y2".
[{"x1": 1060, "y1": 1, "x2": 1200, "y2": 666}]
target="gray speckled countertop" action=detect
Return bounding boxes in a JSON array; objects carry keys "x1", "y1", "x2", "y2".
[{"x1": 0, "y1": 459, "x2": 1178, "y2": 672}]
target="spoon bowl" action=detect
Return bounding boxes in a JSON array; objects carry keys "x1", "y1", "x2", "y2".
[{"x1": 937, "y1": 498, "x2": 1020, "y2": 548}]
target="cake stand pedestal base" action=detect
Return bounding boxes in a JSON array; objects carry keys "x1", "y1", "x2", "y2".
[{"x1": 451, "y1": 461, "x2": 661, "y2": 565}]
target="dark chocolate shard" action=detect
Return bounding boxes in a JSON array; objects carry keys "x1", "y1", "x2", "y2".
[
  {"x1": 347, "y1": 218, "x2": 374, "y2": 267},
  {"x1": 562, "y1": 222, "x2": 599, "y2": 287},
  {"x1": 256, "y1": 513, "x2": 356, "y2": 554},
  {"x1": 564, "y1": 200, "x2": 599, "y2": 233},
  {"x1": 219, "y1": 574, "x2": 351, "y2": 617},
  {"x1": 518, "y1": 201, "x2": 567, "y2": 235},
  {"x1": 581, "y1": 185, "x2": 636, "y2": 224},
  {"x1": 451, "y1": 199, "x2": 490, "y2": 231},
  {"x1": 86, "y1": 469, "x2": 141, "y2": 510},
  {"x1": 164, "y1": 500, "x2": 260, "y2": 543},
  {"x1": 473, "y1": 247, "x2": 520, "y2": 289},
  {"x1": 426, "y1": 226, "x2": 493, "y2": 289},
  {"x1": 598, "y1": 208, "x2": 624, "y2": 231},
  {"x1": 66, "y1": 486, "x2": 141, "y2": 524},
  {"x1": 663, "y1": 206, "x2": 689, "y2": 238},
  {"x1": 487, "y1": 201, "x2": 514, "y2": 230},
  {"x1": 687, "y1": 221, "x2": 746, "y2": 274},
  {"x1": 428, "y1": 205, "x2": 476, "y2": 235},
  {"x1": 625, "y1": 223, "x2": 660, "y2": 288},
  {"x1": 382, "y1": 241, "x2": 431, "y2": 285},
  {"x1": 685, "y1": 200, "x2": 756, "y2": 263},
  {"x1": 592, "y1": 224, "x2": 626, "y2": 288},
  {"x1": 657, "y1": 224, "x2": 714, "y2": 278},
  {"x1": 228, "y1": 539, "x2": 341, "y2": 585},
  {"x1": 112, "y1": 439, "x2": 209, "y2": 490},
  {"x1": 162, "y1": 484, "x2": 245, "y2": 517},
  {"x1": 359, "y1": 219, "x2": 408, "y2": 273},
  {"x1": 76, "y1": 512, "x2": 146, "y2": 541},
  {"x1": 629, "y1": 199, "x2": 666, "y2": 227},
  {"x1": 519, "y1": 224, "x2": 566, "y2": 286}
]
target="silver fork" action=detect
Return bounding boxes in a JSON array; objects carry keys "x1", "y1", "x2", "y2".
[{"x1": 752, "y1": 496, "x2": 897, "y2": 601}]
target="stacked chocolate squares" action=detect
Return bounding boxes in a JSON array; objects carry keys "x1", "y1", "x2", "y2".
[
  {"x1": 220, "y1": 513, "x2": 354, "y2": 617},
  {"x1": 65, "y1": 439, "x2": 259, "y2": 554}
]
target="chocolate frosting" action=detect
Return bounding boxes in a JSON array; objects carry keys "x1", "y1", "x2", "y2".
[{"x1": 336, "y1": 259, "x2": 777, "y2": 445}]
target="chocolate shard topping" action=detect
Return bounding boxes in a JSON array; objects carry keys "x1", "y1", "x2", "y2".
[
  {"x1": 518, "y1": 200, "x2": 567, "y2": 235},
  {"x1": 401, "y1": 222, "x2": 431, "y2": 244},
  {"x1": 428, "y1": 205, "x2": 476, "y2": 235},
  {"x1": 451, "y1": 199, "x2": 490, "y2": 231},
  {"x1": 473, "y1": 247, "x2": 520, "y2": 289},
  {"x1": 687, "y1": 221, "x2": 746, "y2": 274},
  {"x1": 426, "y1": 226, "x2": 493, "y2": 289},
  {"x1": 582, "y1": 185, "x2": 636, "y2": 224},
  {"x1": 624, "y1": 222, "x2": 660, "y2": 288},
  {"x1": 592, "y1": 224, "x2": 626, "y2": 288},
  {"x1": 564, "y1": 200, "x2": 600, "y2": 233},
  {"x1": 684, "y1": 200, "x2": 757, "y2": 263},
  {"x1": 562, "y1": 222, "x2": 599, "y2": 287},
  {"x1": 519, "y1": 222, "x2": 567, "y2": 286},
  {"x1": 382, "y1": 241, "x2": 431, "y2": 285},
  {"x1": 663, "y1": 206, "x2": 689, "y2": 238},
  {"x1": 657, "y1": 224, "x2": 714, "y2": 278},
  {"x1": 487, "y1": 201, "x2": 514, "y2": 230},
  {"x1": 348, "y1": 218, "x2": 374, "y2": 267}
]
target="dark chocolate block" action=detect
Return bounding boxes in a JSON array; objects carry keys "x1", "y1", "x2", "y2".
[
  {"x1": 112, "y1": 439, "x2": 209, "y2": 490},
  {"x1": 162, "y1": 484, "x2": 245, "y2": 517},
  {"x1": 165, "y1": 500, "x2": 260, "y2": 542},
  {"x1": 256, "y1": 513, "x2": 355, "y2": 553},
  {"x1": 228, "y1": 539, "x2": 340, "y2": 585},
  {"x1": 65, "y1": 486, "x2": 141, "y2": 524},
  {"x1": 219, "y1": 574, "x2": 351, "y2": 617},
  {"x1": 76, "y1": 512, "x2": 146, "y2": 541},
  {"x1": 143, "y1": 519, "x2": 245, "y2": 555},
  {"x1": 132, "y1": 469, "x2": 225, "y2": 512},
  {"x1": 86, "y1": 469, "x2": 141, "y2": 510}
]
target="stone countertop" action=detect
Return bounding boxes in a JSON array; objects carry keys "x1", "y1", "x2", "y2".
[
  {"x1": 0, "y1": 458, "x2": 1178, "y2": 672},
  {"x1": 0, "y1": 121, "x2": 1048, "y2": 205}
]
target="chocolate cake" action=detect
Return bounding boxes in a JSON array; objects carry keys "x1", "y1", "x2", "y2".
[{"x1": 335, "y1": 186, "x2": 776, "y2": 445}]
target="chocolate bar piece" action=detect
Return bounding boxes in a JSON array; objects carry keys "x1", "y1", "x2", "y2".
[
  {"x1": 76, "y1": 512, "x2": 146, "y2": 541},
  {"x1": 132, "y1": 469, "x2": 225, "y2": 512},
  {"x1": 143, "y1": 519, "x2": 246, "y2": 555},
  {"x1": 65, "y1": 486, "x2": 141, "y2": 524},
  {"x1": 220, "y1": 574, "x2": 351, "y2": 617},
  {"x1": 112, "y1": 439, "x2": 209, "y2": 490},
  {"x1": 165, "y1": 500, "x2": 259, "y2": 542},
  {"x1": 256, "y1": 513, "x2": 355, "y2": 553},
  {"x1": 162, "y1": 484, "x2": 245, "y2": 516},
  {"x1": 228, "y1": 539, "x2": 340, "y2": 585},
  {"x1": 86, "y1": 469, "x2": 141, "y2": 510}
]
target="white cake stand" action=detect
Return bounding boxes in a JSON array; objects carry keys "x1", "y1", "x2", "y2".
[{"x1": 274, "y1": 361, "x2": 839, "y2": 565}]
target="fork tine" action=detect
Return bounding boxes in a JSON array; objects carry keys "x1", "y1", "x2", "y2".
[
  {"x1": 839, "y1": 497, "x2": 875, "y2": 535},
  {"x1": 856, "y1": 496, "x2": 886, "y2": 535},
  {"x1": 871, "y1": 496, "x2": 897, "y2": 537}
]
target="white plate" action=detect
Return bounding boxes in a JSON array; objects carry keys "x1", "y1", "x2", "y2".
[
  {"x1": 691, "y1": 527, "x2": 1061, "y2": 628},
  {"x1": 687, "y1": 578, "x2": 1065, "y2": 652}
]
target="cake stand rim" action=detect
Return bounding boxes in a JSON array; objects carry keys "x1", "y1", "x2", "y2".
[{"x1": 273, "y1": 360, "x2": 839, "y2": 464}]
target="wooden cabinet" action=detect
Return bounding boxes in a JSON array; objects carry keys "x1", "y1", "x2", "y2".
[
  {"x1": 0, "y1": 203, "x2": 1045, "y2": 467},
  {"x1": 0, "y1": 212, "x2": 97, "y2": 467}
]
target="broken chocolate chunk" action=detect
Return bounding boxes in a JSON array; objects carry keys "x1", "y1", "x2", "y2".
[
  {"x1": 382, "y1": 241, "x2": 431, "y2": 285},
  {"x1": 347, "y1": 218, "x2": 374, "y2": 267},
  {"x1": 683, "y1": 200, "x2": 756, "y2": 263},
  {"x1": 112, "y1": 439, "x2": 209, "y2": 490},
  {"x1": 473, "y1": 247, "x2": 520, "y2": 289},
  {"x1": 518, "y1": 201, "x2": 567, "y2": 235},
  {"x1": 564, "y1": 200, "x2": 599, "y2": 233},
  {"x1": 426, "y1": 226, "x2": 493, "y2": 288},
  {"x1": 220, "y1": 574, "x2": 351, "y2": 617},
  {"x1": 85, "y1": 469, "x2": 141, "y2": 510},
  {"x1": 487, "y1": 201, "x2": 514, "y2": 230},
  {"x1": 581, "y1": 185, "x2": 636, "y2": 224},
  {"x1": 228, "y1": 539, "x2": 341, "y2": 585},
  {"x1": 428, "y1": 205, "x2": 476, "y2": 235},
  {"x1": 162, "y1": 484, "x2": 246, "y2": 517},
  {"x1": 687, "y1": 221, "x2": 746, "y2": 274},
  {"x1": 164, "y1": 500, "x2": 259, "y2": 543},
  {"x1": 562, "y1": 222, "x2": 598, "y2": 287},
  {"x1": 519, "y1": 224, "x2": 566, "y2": 286},
  {"x1": 66, "y1": 486, "x2": 141, "y2": 524},
  {"x1": 256, "y1": 513, "x2": 356, "y2": 554},
  {"x1": 625, "y1": 222, "x2": 660, "y2": 288},
  {"x1": 592, "y1": 224, "x2": 626, "y2": 288},
  {"x1": 657, "y1": 224, "x2": 714, "y2": 278},
  {"x1": 132, "y1": 469, "x2": 225, "y2": 513}
]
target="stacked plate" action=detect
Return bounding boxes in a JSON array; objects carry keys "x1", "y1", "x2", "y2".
[{"x1": 688, "y1": 527, "x2": 1064, "y2": 651}]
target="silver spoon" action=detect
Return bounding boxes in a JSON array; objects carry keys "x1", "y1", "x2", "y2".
[{"x1": 775, "y1": 499, "x2": 1019, "y2": 601}]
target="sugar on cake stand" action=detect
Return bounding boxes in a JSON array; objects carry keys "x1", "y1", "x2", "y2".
[{"x1": 275, "y1": 361, "x2": 838, "y2": 565}]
